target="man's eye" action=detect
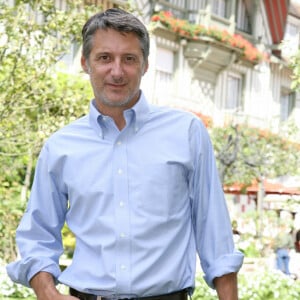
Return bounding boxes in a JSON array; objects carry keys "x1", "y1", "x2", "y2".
[
  {"x1": 125, "y1": 56, "x2": 136, "y2": 63},
  {"x1": 98, "y1": 55, "x2": 110, "y2": 62}
]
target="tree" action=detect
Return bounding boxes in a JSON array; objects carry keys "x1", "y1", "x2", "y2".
[
  {"x1": 0, "y1": 0, "x2": 95, "y2": 262},
  {"x1": 211, "y1": 124, "x2": 300, "y2": 186}
]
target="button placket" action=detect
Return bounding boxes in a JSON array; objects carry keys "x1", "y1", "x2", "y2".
[{"x1": 113, "y1": 133, "x2": 131, "y2": 293}]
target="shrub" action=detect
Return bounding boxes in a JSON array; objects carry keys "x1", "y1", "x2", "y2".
[
  {"x1": 0, "y1": 262, "x2": 34, "y2": 298},
  {"x1": 238, "y1": 270, "x2": 300, "y2": 300},
  {"x1": 194, "y1": 271, "x2": 300, "y2": 300}
]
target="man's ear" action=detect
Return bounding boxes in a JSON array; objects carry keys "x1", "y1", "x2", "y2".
[
  {"x1": 81, "y1": 55, "x2": 90, "y2": 74},
  {"x1": 142, "y1": 60, "x2": 149, "y2": 75}
]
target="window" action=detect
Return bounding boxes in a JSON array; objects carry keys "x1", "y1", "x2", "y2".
[
  {"x1": 155, "y1": 48, "x2": 174, "y2": 98},
  {"x1": 212, "y1": 0, "x2": 227, "y2": 18},
  {"x1": 224, "y1": 73, "x2": 243, "y2": 110},
  {"x1": 285, "y1": 22, "x2": 299, "y2": 39},
  {"x1": 280, "y1": 92, "x2": 295, "y2": 122},
  {"x1": 236, "y1": 0, "x2": 251, "y2": 33},
  {"x1": 284, "y1": 22, "x2": 300, "y2": 53}
]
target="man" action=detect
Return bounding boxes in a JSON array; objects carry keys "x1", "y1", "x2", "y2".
[
  {"x1": 274, "y1": 224, "x2": 294, "y2": 276},
  {"x1": 7, "y1": 8, "x2": 244, "y2": 300}
]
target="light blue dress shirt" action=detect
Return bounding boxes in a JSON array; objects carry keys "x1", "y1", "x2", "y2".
[{"x1": 7, "y1": 92, "x2": 243, "y2": 296}]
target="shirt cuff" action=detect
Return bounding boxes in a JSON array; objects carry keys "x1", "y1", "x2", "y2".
[
  {"x1": 6, "y1": 256, "x2": 61, "y2": 287},
  {"x1": 203, "y1": 250, "x2": 244, "y2": 288}
]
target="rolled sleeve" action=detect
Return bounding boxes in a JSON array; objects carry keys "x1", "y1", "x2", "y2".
[
  {"x1": 203, "y1": 250, "x2": 244, "y2": 288},
  {"x1": 6, "y1": 257, "x2": 61, "y2": 287}
]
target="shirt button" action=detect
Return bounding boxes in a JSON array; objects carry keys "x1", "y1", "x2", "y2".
[
  {"x1": 120, "y1": 264, "x2": 126, "y2": 270},
  {"x1": 116, "y1": 141, "x2": 122, "y2": 146},
  {"x1": 120, "y1": 233, "x2": 126, "y2": 238},
  {"x1": 118, "y1": 169, "x2": 123, "y2": 175},
  {"x1": 119, "y1": 201, "x2": 124, "y2": 207}
]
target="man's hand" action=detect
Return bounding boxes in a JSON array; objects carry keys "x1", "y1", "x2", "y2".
[
  {"x1": 213, "y1": 272, "x2": 238, "y2": 300},
  {"x1": 30, "y1": 271, "x2": 79, "y2": 300}
]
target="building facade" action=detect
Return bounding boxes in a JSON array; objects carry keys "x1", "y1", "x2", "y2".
[{"x1": 138, "y1": 0, "x2": 300, "y2": 134}]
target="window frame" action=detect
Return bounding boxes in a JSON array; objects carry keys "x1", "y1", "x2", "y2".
[
  {"x1": 235, "y1": 0, "x2": 251, "y2": 33},
  {"x1": 280, "y1": 91, "x2": 296, "y2": 122},
  {"x1": 212, "y1": 0, "x2": 228, "y2": 18},
  {"x1": 224, "y1": 72, "x2": 244, "y2": 111}
]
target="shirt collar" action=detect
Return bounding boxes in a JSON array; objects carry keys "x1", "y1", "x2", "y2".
[
  {"x1": 130, "y1": 91, "x2": 150, "y2": 133},
  {"x1": 88, "y1": 91, "x2": 150, "y2": 137}
]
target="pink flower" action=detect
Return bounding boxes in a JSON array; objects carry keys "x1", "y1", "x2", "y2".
[{"x1": 151, "y1": 11, "x2": 265, "y2": 63}]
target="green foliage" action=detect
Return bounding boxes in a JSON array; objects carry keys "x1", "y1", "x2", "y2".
[
  {"x1": 238, "y1": 235, "x2": 262, "y2": 258},
  {"x1": 62, "y1": 223, "x2": 76, "y2": 259},
  {"x1": 238, "y1": 271, "x2": 300, "y2": 300},
  {"x1": 233, "y1": 210, "x2": 279, "y2": 257},
  {"x1": 210, "y1": 124, "x2": 300, "y2": 185},
  {"x1": 193, "y1": 271, "x2": 300, "y2": 300},
  {"x1": 0, "y1": 186, "x2": 25, "y2": 262},
  {"x1": 0, "y1": 0, "x2": 93, "y2": 155},
  {"x1": 0, "y1": 0, "x2": 95, "y2": 263}
]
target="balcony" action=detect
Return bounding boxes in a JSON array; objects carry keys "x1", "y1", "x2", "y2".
[
  {"x1": 151, "y1": 11, "x2": 264, "y2": 84},
  {"x1": 84, "y1": 0, "x2": 127, "y2": 9},
  {"x1": 183, "y1": 37, "x2": 241, "y2": 83}
]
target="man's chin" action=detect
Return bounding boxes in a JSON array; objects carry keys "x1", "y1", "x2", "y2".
[
  {"x1": 97, "y1": 90, "x2": 140, "y2": 108},
  {"x1": 101, "y1": 97, "x2": 132, "y2": 108}
]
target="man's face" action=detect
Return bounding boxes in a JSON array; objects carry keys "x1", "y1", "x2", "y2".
[{"x1": 81, "y1": 28, "x2": 148, "y2": 111}]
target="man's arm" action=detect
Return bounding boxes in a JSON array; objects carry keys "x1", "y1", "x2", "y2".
[
  {"x1": 30, "y1": 271, "x2": 77, "y2": 300},
  {"x1": 213, "y1": 272, "x2": 238, "y2": 300}
]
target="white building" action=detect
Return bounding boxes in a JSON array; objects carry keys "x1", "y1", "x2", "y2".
[{"x1": 136, "y1": 0, "x2": 300, "y2": 134}]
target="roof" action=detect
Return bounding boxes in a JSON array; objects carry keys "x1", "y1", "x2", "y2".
[
  {"x1": 264, "y1": 0, "x2": 290, "y2": 45},
  {"x1": 224, "y1": 179, "x2": 300, "y2": 195}
]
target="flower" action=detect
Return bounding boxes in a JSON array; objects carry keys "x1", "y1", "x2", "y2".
[
  {"x1": 190, "y1": 111, "x2": 213, "y2": 127},
  {"x1": 151, "y1": 11, "x2": 265, "y2": 63}
]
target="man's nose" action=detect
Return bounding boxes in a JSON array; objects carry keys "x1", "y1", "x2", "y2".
[{"x1": 111, "y1": 60, "x2": 124, "y2": 77}]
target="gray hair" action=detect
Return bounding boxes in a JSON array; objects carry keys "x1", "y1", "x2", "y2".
[{"x1": 82, "y1": 8, "x2": 150, "y2": 61}]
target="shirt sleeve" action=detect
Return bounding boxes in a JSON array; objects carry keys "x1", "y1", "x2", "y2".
[
  {"x1": 6, "y1": 143, "x2": 68, "y2": 287},
  {"x1": 188, "y1": 119, "x2": 244, "y2": 288}
]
